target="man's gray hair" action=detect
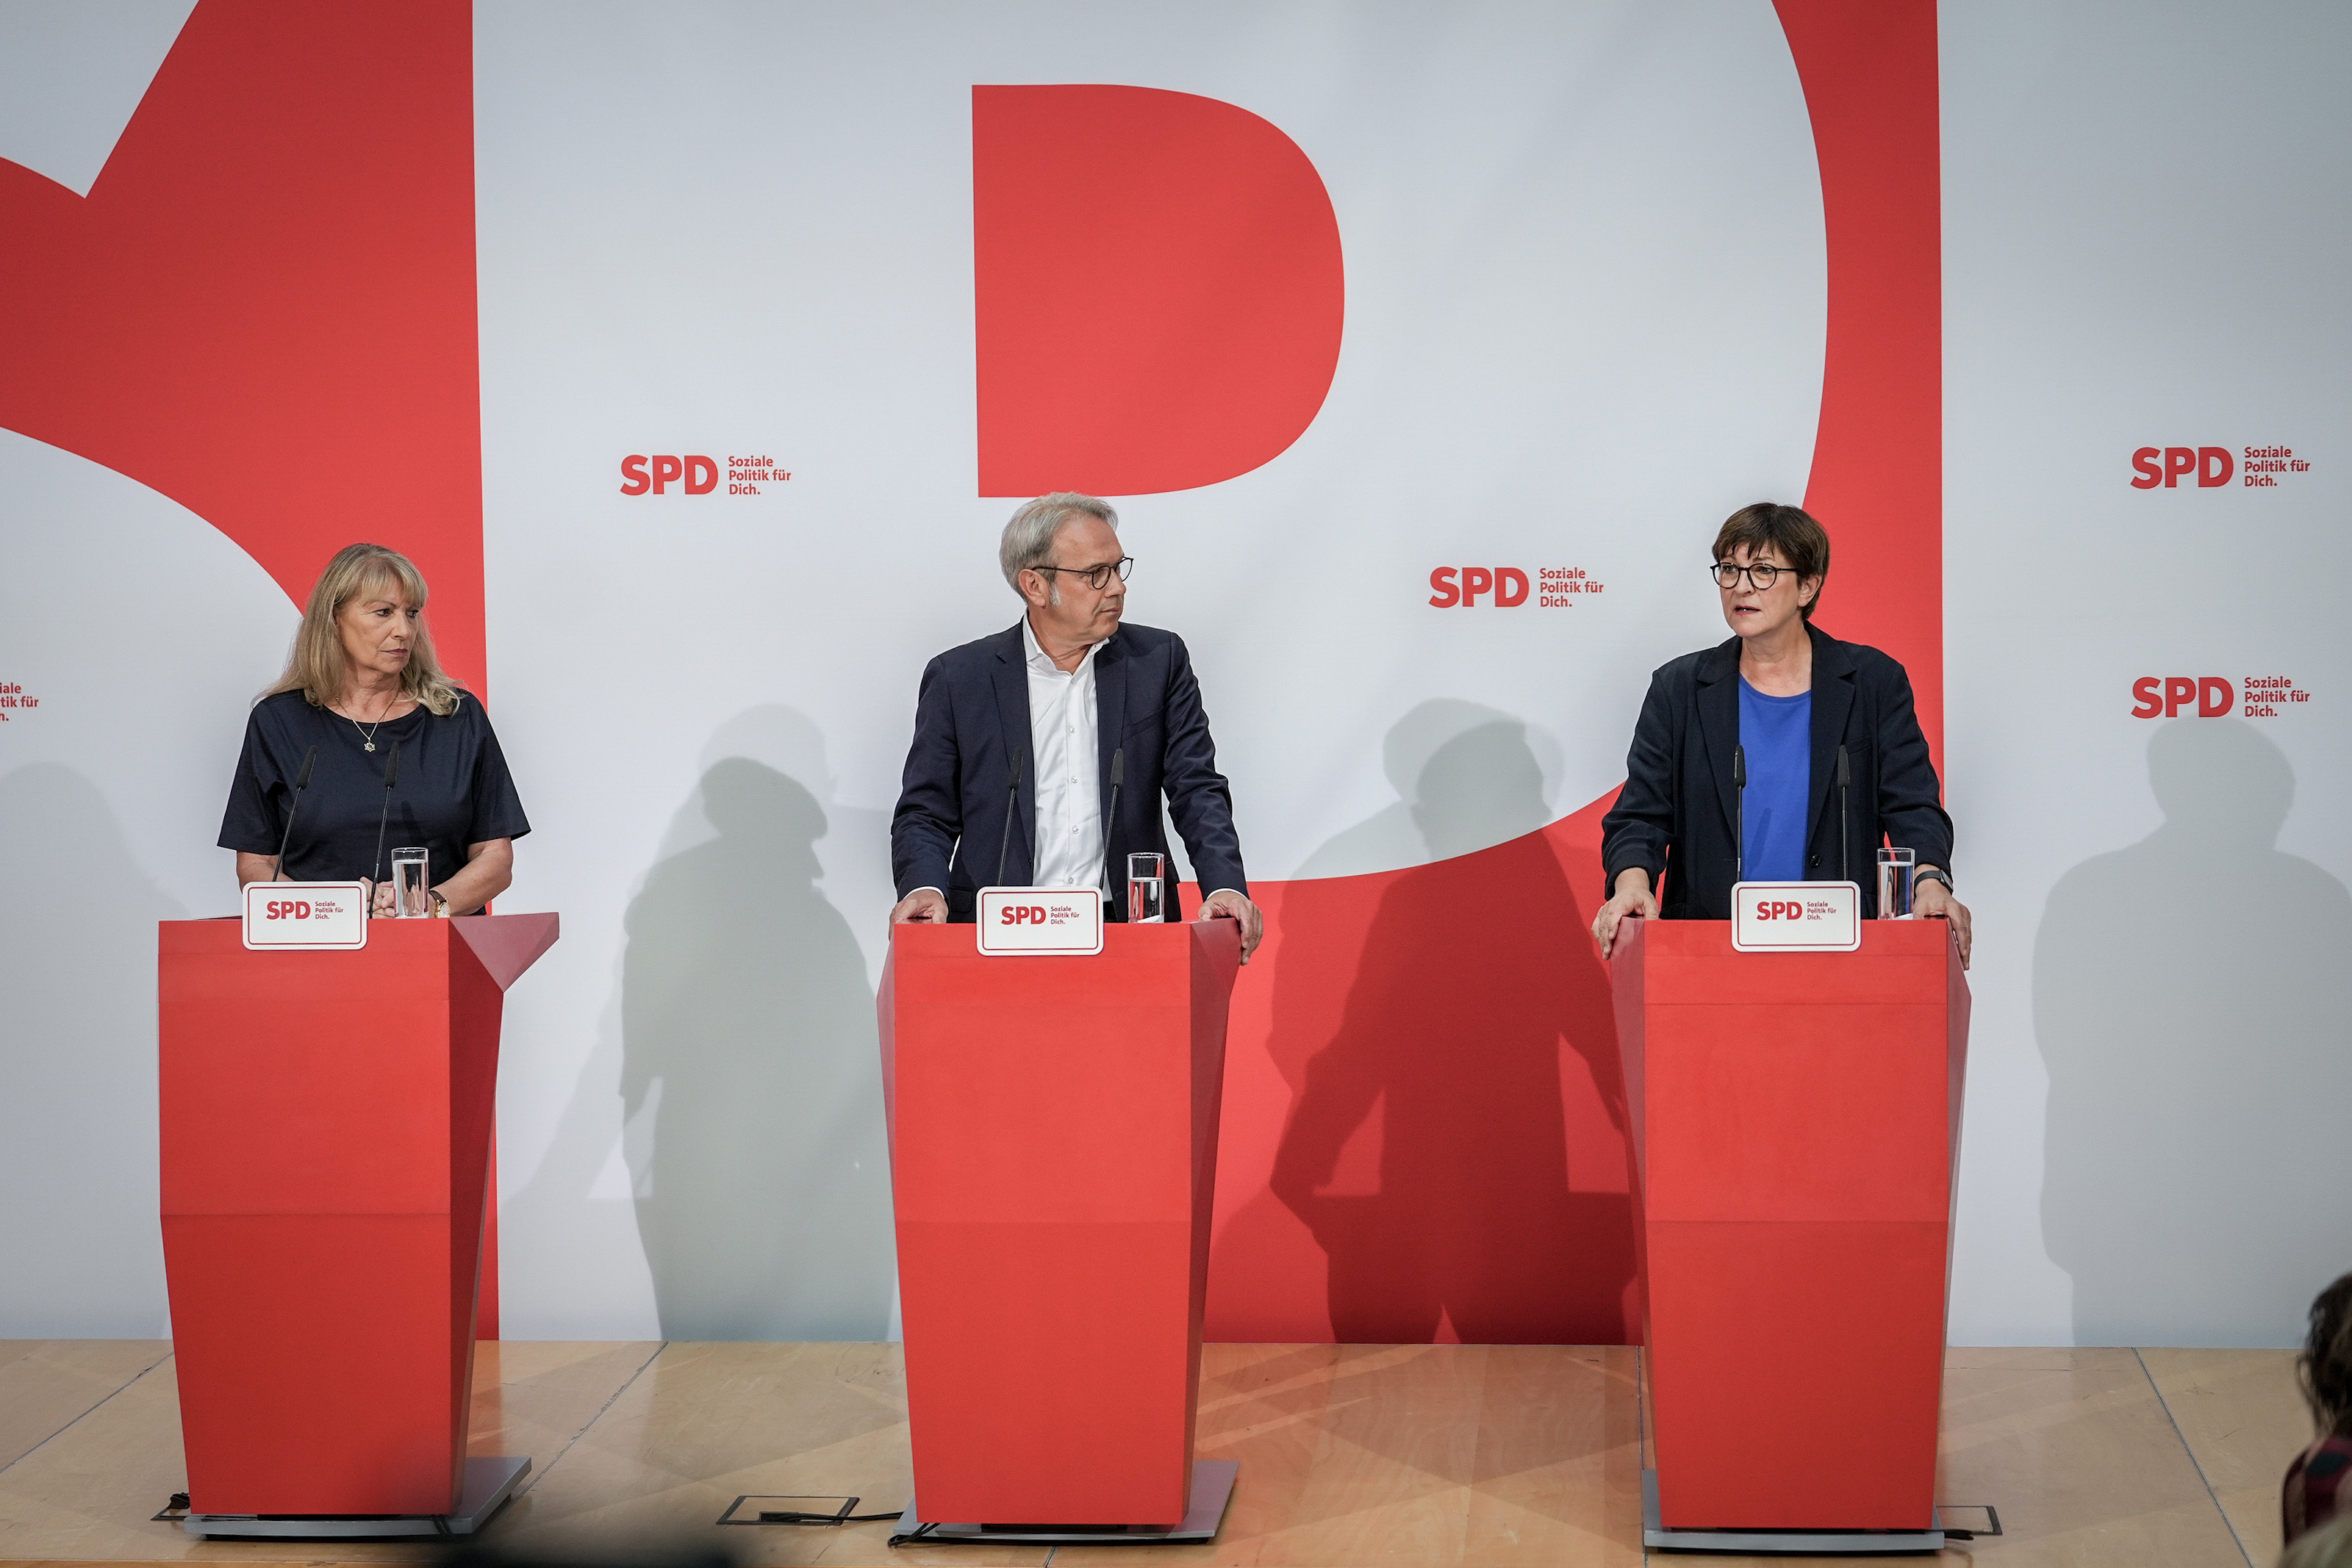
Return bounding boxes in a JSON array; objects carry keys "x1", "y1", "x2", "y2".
[{"x1": 1000, "y1": 492, "x2": 1119, "y2": 595}]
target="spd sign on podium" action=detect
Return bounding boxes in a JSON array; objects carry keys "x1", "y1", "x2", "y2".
[
  {"x1": 1730, "y1": 880, "x2": 1860, "y2": 952},
  {"x1": 975, "y1": 886, "x2": 1103, "y2": 955},
  {"x1": 240, "y1": 881, "x2": 368, "y2": 950}
]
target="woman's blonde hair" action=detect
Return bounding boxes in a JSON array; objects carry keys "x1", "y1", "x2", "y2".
[{"x1": 266, "y1": 543, "x2": 463, "y2": 716}]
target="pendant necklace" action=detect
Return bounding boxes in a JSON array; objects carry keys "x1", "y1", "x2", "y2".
[{"x1": 347, "y1": 694, "x2": 401, "y2": 752}]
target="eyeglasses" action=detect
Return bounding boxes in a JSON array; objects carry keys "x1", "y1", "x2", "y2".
[
  {"x1": 1713, "y1": 561, "x2": 1793, "y2": 591},
  {"x1": 1033, "y1": 557, "x2": 1135, "y2": 591}
]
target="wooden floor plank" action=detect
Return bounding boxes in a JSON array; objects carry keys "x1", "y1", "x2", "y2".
[
  {"x1": 2140, "y1": 1347, "x2": 2307, "y2": 1566},
  {"x1": 0, "y1": 1342, "x2": 172, "y2": 1472}
]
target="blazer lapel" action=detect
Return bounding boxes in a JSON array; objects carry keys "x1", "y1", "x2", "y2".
[
  {"x1": 1694, "y1": 636, "x2": 1742, "y2": 846},
  {"x1": 1094, "y1": 630, "x2": 1129, "y2": 841},
  {"x1": 989, "y1": 623, "x2": 1033, "y2": 877},
  {"x1": 1805, "y1": 625, "x2": 1858, "y2": 858}
]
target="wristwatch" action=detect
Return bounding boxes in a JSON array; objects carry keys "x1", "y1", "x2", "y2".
[
  {"x1": 1912, "y1": 866, "x2": 1953, "y2": 893},
  {"x1": 429, "y1": 890, "x2": 451, "y2": 918}
]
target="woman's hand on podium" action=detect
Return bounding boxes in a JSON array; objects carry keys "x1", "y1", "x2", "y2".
[
  {"x1": 891, "y1": 888, "x2": 949, "y2": 924},
  {"x1": 1914, "y1": 874, "x2": 1972, "y2": 969},
  {"x1": 1592, "y1": 868, "x2": 1658, "y2": 958}
]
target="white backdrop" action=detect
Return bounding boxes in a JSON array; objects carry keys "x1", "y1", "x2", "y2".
[{"x1": 0, "y1": 0, "x2": 2345, "y2": 1347}]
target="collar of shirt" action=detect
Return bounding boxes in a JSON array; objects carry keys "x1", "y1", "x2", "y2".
[{"x1": 1020, "y1": 614, "x2": 1103, "y2": 679}]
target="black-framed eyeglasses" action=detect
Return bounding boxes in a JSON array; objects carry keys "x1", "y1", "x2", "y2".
[
  {"x1": 1713, "y1": 560, "x2": 1793, "y2": 591},
  {"x1": 1034, "y1": 557, "x2": 1134, "y2": 591}
]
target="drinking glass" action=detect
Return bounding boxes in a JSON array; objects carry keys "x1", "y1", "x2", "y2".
[
  {"x1": 1876, "y1": 846, "x2": 1915, "y2": 919},
  {"x1": 391, "y1": 846, "x2": 431, "y2": 918},
  {"x1": 1126, "y1": 852, "x2": 1166, "y2": 923}
]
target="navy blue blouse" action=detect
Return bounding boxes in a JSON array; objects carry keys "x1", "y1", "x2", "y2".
[{"x1": 218, "y1": 689, "x2": 530, "y2": 886}]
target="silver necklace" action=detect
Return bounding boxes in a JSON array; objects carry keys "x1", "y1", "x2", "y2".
[{"x1": 345, "y1": 694, "x2": 403, "y2": 752}]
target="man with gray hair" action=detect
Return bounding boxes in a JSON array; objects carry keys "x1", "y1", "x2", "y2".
[{"x1": 889, "y1": 492, "x2": 1261, "y2": 958}]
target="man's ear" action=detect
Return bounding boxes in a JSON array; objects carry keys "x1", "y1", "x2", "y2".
[{"x1": 1017, "y1": 568, "x2": 1047, "y2": 609}]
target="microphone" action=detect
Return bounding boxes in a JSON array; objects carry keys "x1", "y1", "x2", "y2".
[
  {"x1": 994, "y1": 746, "x2": 1026, "y2": 887},
  {"x1": 270, "y1": 745, "x2": 320, "y2": 881},
  {"x1": 1105, "y1": 747, "x2": 1125, "y2": 912},
  {"x1": 1836, "y1": 745, "x2": 1851, "y2": 886},
  {"x1": 369, "y1": 741, "x2": 403, "y2": 904},
  {"x1": 1732, "y1": 744, "x2": 1747, "y2": 884}
]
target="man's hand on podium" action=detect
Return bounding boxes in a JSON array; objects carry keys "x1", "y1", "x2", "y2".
[
  {"x1": 891, "y1": 888, "x2": 949, "y2": 924},
  {"x1": 1200, "y1": 888, "x2": 1264, "y2": 964},
  {"x1": 1914, "y1": 874, "x2": 1972, "y2": 969},
  {"x1": 1592, "y1": 868, "x2": 1659, "y2": 958}
]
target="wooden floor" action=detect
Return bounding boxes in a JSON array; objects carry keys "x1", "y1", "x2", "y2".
[{"x1": 0, "y1": 1339, "x2": 2311, "y2": 1567}]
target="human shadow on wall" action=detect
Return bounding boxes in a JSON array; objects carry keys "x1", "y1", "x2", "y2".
[
  {"x1": 0, "y1": 764, "x2": 184, "y2": 1331},
  {"x1": 620, "y1": 756, "x2": 894, "y2": 1339},
  {"x1": 1256, "y1": 705, "x2": 1635, "y2": 1343},
  {"x1": 2038, "y1": 718, "x2": 2352, "y2": 1348}
]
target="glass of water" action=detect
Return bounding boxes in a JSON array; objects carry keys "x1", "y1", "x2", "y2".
[
  {"x1": 1127, "y1": 852, "x2": 1166, "y2": 924},
  {"x1": 391, "y1": 846, "x2": 431, "y2": 918},
  {"x1": 1876, "y1": 846, "x2": 1915, "y2": 919}
]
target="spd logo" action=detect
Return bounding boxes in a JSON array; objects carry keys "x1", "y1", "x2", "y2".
[
  {"x1": 999, "y1": 904, "x2": 1050, "y2": 924},
  {"x1": 2129, "y1": 677, "x2": 2234, "y2": 718},
  {"x1": 1428, "y1": 567, "x2": 1530, "y2": 607},
  {"x1": 263, "y1": 899, "x2": 314, "y2": 919},
  {"x1": 2129, "y1": 447, "x2": 2232, "y2": 488},
  {"x1": 620, "y1": 454, "x2": 718, "y2": 495},
  {"x1": 1751, "y1": 899, "x2": 1807, "y2": 921}
]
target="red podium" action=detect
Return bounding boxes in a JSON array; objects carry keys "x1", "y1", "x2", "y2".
[
  {"x1": 878, "y1": 918, "x2": 1241, "y2": 1543},
  {"x1": 1610, "y1": 917, "x2": 1968, "y2": 1553},
  {"x1": 157, "y1": 913, "x2": 557, "y2": 1536}
]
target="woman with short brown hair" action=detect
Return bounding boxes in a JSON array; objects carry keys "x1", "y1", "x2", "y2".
[
  {"x1": 218, "y1": 543, "x2": 528, "y2": 915},
  {"x1": 1592, "y1": 502, "x2": 1971, "y2": 964}
]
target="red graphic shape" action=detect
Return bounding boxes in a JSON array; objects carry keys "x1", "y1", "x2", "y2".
[
  {"x1": 973, "y1": 84, "x2": 1344, "y2": 497},
  {"x1": 1775, "y1": 0, "x2": 1944, "y2": 766},
  {"x1": 1207, "y1": 10, "x2": 1946, "y2": 1345},
  {"x1": 0, "y1": 1, "x2": 495, "y2": 1331},
  {"x1": 1207, "y1": 792, "x2": 1640, "y2": 1344},
  {"x1": 0, "y1": 0, "x2": 488, "y2": 696}
]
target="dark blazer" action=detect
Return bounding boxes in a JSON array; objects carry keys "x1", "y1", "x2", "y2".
[
  {"x1": 891, "y1": 619, "x2": 1247, "y2": 921},
  {"x1": 1600, "y1": 623, "x2": 1952, "y2": 919}
]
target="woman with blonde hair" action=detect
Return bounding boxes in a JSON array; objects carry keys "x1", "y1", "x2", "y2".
[{"x1": 218, "y1": 543, "x2": 528, "y2": 915}]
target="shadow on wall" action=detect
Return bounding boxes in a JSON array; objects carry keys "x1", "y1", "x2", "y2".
[
  {"x1": 2038, "y1": 718, "x2": 2352, "y2": 1347},
  {"x1": 620, "y1": 755, "x2": 894, "y2": 1339},
  {"x1": 1211, "y1": 702, "x2": 1636, "y2": 1343},
  {"x1": 0, "y1": 764, "x2": 182, "y2": 1333}
]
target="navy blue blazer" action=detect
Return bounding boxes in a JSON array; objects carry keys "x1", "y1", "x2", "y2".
[
  {"x1": 890, "y1": 619, "x2": 1248, "y2": 921},
  {"x1": 1600, "y1": 624, "x2": 1953, "y2": 919}
]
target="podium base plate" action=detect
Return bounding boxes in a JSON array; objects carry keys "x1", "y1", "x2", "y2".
[
  {"x1": 184, "y1": 1455, "x2": 531, "y2": 1539},
  {"x1": 1643, "y1": 1472, "x2": 1944, "y2": 1554},
  {"x1": 891, "y1": 1459, "x2": 1236, "y2": 1546}
]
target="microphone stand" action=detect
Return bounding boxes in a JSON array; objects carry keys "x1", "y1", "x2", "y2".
[
  {"x1": 1836, "y1": 744, "x2": 1851, "y2": 885},
  {"x1": 370, "y1": 741, "x2": 402, "y2": 910},
  {"x1": 1105, "y1": 747, "x2": 1125, "y2": 913},
  {"x1": 1732, "y1": 744, "x2": 1747, "y2": 884},
  {"x1": 270, "y1": 745, "x2": 320, "y2": 881},
  {"x1": 994, "y1": 747, "x2": 1026, "y2": 886}
]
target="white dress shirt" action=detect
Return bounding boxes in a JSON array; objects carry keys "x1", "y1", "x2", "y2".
[{"x1": 1022, "y1": 614, "x2": 1107, "y2": 890}]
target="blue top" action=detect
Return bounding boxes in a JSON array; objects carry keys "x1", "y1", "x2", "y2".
[{"x1": 1737, "y1": 677, "x2": 1811, "y2": 882}]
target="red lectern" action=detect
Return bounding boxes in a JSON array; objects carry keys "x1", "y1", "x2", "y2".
[
  {"x1": 878, "y1": 918, "x2": 1241, "y2": 1544},
  {"x1": 1611, "y1": 917, "x2": 1968, "y2": 1554},
  {"x1": 157, "y1": 913, "x2": 557, "y2": 1537}
]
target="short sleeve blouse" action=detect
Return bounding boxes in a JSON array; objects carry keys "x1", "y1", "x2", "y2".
[{"x1": 218, "y1": 690, "x2": 530, "y2": 885}]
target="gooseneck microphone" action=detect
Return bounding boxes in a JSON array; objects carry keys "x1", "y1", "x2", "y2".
[
  {"x1": 1104, "y1": 747, "x2": 1126, "y2": 910},
  {"x1": 1836, "y1": 745, "x2": 1851, "y2": 885},
  {"x1": 994, "y1": 746, "x2": 1027, "y2": 887},
  {"x1": 370, "y1": 741, "x2": 403, "y2": 899},
  {"x1": 1732, "y1": 744, "x2": 1748, "y2": 884},
  {"x1": 270, "y1": 745, "x2": 320, "y2": 881}
]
